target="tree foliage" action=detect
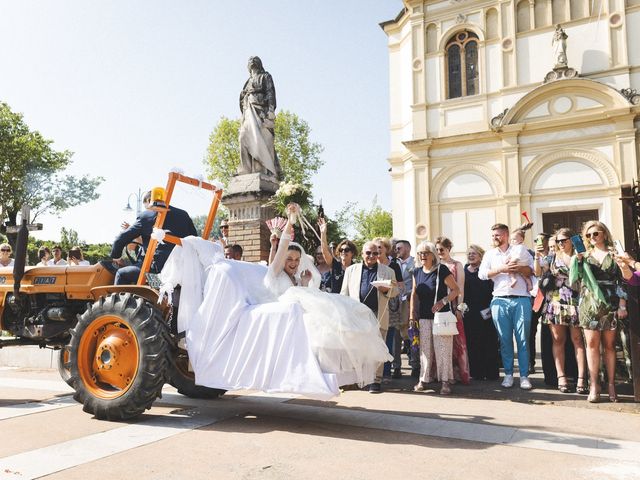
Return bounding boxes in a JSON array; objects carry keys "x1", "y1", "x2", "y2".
[
  {"x1": 335, "y1": 200, "x2": 393, "y2": 250},
  {"x1": 0, "y1": 101, "x2": 103, "y2": 241},
  {"x1": 204, "y1": 110, "x2": 324, "y2": 188}
]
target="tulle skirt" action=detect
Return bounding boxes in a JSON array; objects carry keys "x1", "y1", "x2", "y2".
[{"x1": 279, "y1": 287, "x2": 392, "y2": 387}]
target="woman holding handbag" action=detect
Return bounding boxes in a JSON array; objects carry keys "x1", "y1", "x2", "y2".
[{"x1": 410, "y1": 241, "x2": 460, "y2": 395}]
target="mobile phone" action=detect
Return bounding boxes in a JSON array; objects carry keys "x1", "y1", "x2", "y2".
[
  {"x1": 614, "y1": 239, "x2": 625, "y2": 255},
  {"x1": 570, "y1": 234, "x2": 586, "y2": 254}
]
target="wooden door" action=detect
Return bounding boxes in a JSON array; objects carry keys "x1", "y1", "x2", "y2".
[{"x1": 542, "y1": 209, "x2": 599, "y2": 235}]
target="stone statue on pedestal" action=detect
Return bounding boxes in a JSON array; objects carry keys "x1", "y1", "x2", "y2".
[
  {"x1": 238, "y1": 56, "x2": 281, "y2": 179},
  {"x1": 552, "y1": 25, "x2": 568, "y2": 69},
  {"x1": 543, "y1": 25, "x2": 578, "y2": 83}
]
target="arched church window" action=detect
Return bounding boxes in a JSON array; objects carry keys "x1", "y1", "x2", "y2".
[
  {"x1": 426, "y1": 23, "x2": 438, "y2": 53},
  {"x1": 445, "y1": 31, "x2": 479, "y2": 99},
  {"x1": 485, "y1": 8, "x2": 499, "y2": 40},
  {"x1": 534, "y1": 0, "x2": 548, "y2": 28},
  {"x1": 517, "y1": 0, "x2": 531, "y2": 32},
  {"x1": 552, "y1": 0, "x2": 568, "y2": 24},
  {"x1": 570, "y1": 0, "x2": 586, "y2": 19}
]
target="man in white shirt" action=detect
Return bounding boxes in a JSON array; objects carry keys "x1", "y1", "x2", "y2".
[
  {"x1": 479, "y1": 223, "x2": 534, "y2": 390},
  {"x1": 50, "y1": 245, "x2": 68, "y2": 266}
]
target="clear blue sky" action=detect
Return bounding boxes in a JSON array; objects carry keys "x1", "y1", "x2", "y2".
[{"x1": 0, "y1": 0, "x2": 401, "y2": 243}]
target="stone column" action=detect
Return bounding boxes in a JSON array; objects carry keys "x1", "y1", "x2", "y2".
[{"x1": 223, "y1": 173, "x2": 278, "y2": 263}]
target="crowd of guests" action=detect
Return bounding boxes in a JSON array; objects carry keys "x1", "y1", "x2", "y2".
[
  {"x1": 277, "y1": 218, "x2": 633, "y2": 402},
  {"x1": 0, "y1": 243, "x2": 91, "y2": 268}
]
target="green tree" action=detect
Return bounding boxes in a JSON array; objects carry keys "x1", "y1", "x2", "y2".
[
  {"x1": 204, "y1": 110, "x2": 324, "y2": 188},
  {"x1": 0, "y1": 101, "x2": 103, "y2": 246},
  {"x1": 191, "y1": 205, "x2": 228, "y2": 240},
  {"x1": 59, "y1": 227, "x2": 80, "y2": 253},
  {"x1": 335, "y1": 200, "x2": 393, "y2": 250}
]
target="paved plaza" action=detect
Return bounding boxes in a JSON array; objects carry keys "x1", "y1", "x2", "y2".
[{"x1": 1, "y1": 361, "x2": 639, "y2": 480}]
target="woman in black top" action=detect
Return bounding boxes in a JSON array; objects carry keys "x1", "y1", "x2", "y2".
[
  {"x1": 318, "y1": 217, "x2": 356, "y2": 293},
  {"x1": 463, "y1": 244, "x2": 499, "y2": 380},
  {"x1": 410, "y1": 241, "x2": 460, "y2": 395}
]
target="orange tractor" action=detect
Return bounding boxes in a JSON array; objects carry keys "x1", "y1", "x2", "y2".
[{"x1": 0, "y1": 172, "x2": 225, "y2": 420}]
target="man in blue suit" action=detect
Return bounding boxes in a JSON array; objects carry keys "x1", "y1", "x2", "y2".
[{"x1": 109, "y1": 191, "x2": 197, "y2": 285}]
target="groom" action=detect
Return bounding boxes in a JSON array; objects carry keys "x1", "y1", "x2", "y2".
[{"x1": 341, "y1": 241, "x2": 398, "y2": 393}]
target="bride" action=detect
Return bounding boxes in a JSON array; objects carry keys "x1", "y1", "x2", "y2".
[{"x1": 159, "y1": 204, "x2": 392, "y2": 399}]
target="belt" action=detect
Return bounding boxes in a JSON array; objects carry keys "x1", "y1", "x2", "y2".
[{"x1": 495, "y1": 295, "x2": 528, "y2": 298}]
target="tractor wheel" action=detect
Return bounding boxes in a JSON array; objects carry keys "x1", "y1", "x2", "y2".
[
  {"x1": 57, "y1": 346, "x2": 73, "y2": 387},
  {"x1": 167, "y1": 345, "x2": 225, "y2": 399},
  {"x1": 68, "y1": 292, "x2": 170, "y2": 420}
]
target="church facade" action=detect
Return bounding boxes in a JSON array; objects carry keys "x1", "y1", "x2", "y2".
[{"x1": 382, "y1": 0, "x2": 640, "y2": 255}]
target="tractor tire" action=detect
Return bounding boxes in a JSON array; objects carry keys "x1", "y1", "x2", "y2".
[
  {"x1": 57, "y1": 346, "x2": 73, "y2": 387},
  {"x1": 167, "y1": 345, "x2": 225, "y2": 399},
  {"x1": 68, "y1": 292, "x2": 170, "y2": 420}
]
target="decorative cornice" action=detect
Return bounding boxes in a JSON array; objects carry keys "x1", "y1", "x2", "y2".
[{"x1": 619, "y1": 88, "x2": 640, "y2": 105}]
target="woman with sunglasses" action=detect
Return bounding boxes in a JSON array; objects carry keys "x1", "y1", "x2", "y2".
[
  {"x1": 538, "y1": 228, "x2": 587, "y2": 394},
  {"x1": 0, "y1": 243, "x2": 14, "y2": 267},
  {"x1": 570, "y1": 220, "x2": 627, "y2": 402},
  {"x1": 410, "y1": 241, "x2": 460, "y2": 394},
  {"x1": 434, "y1": 236, "x2": 471, "y2": 385},
  {"x1": 318, "y1": 217, "x2": 357, "y2": 293}
]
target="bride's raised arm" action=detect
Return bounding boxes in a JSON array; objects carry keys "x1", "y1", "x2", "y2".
[{"x1": 268, "y1": 204, "x2": 297, "y2": 276}]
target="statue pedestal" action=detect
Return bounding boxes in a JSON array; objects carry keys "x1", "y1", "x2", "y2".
[{"x1": 223, "y1": 173, "x2": 279, "y2": 263}]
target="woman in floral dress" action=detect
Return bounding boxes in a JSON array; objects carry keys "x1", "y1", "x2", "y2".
[
  {"x1": 569, "y1": 221, "x2": 627, "y2": 403},
  {"x1": 537, "y1": 228, "x2": 587, "y2": 394}
]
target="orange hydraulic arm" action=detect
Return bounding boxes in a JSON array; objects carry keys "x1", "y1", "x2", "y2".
[{"x1": 135, "y1": 172, "x2": 224, "y2": 285}]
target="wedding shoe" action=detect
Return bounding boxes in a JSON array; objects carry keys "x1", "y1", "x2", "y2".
[
  {"x1": 608, "y1": 383, "x2": 618, "y2": 403},
  {"x1": 587, "y1": 385, "x2": 600, "y2": 403}
]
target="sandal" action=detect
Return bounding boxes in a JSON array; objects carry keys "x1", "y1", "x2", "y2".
[
  {"x1": 576, "y1": 377, "x2": 589, "y2": 395},
  {"x1": 587, "y1": 385, "x2": 600, "y2": 403},
  {"x1": 608, "y1": 383, "x2": 618, "y2": 403},
  {"x1": 557, "y1": 375, "x2": 571, "y2": 394}
]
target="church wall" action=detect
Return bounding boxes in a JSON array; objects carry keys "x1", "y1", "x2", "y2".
[{"x1": 382, "y1": 0, "x2": 640, "y2": 249}]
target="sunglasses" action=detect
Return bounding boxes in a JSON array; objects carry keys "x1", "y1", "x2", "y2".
[
  {"x1": 556, "y1": 238, "x2": 569, "y2": 244},
  {"x1": 220, "y1": 225, "x2": 229, "y2": 229},
  {"x1": 364, "y1": 251, "x2": 379, "y2": 256},
  {"x1": 585, "y1": 231, "x2": 602, "y2": 239},
  {"x1": 339, "y1": 247, "x2": 352, "y2": 253},
  {"x1": 417, "y1": 251, "x2": 430, "y2": 257},
  {"x1": 0, "y1": 248, "x2": 10, "y2": 252}
]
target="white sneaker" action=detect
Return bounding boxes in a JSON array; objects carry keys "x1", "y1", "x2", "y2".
[
  {"x1": 520, "y1": 377, "x2": 532, "y2": 390},
  {"x1": 501, "y1": 374, "x2": 514, "y2": 388}
]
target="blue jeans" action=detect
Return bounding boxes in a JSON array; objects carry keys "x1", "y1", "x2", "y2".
[
  {"x1": 490, "y1": 296, "x2": 532, "y2": 376},
  {"x1": 115, "y1": 265, "x2": 141, "y2": 285}
]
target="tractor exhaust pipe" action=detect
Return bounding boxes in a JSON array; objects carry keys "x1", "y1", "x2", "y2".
[{"x1": 12, "y1": 219, "x2": 28, "y2": 298}]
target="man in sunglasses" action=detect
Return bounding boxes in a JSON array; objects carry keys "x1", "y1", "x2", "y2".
[
  {"x1": 479, "y1": 223, "x2": 535, "y2": 390},
  {"x1": 341, "y1": 241, "x2": 398, "y2": 393}
]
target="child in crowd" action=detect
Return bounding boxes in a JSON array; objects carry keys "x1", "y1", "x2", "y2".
[{"x1": 508, "y1": 228, "x2": 533, "y2": 290}]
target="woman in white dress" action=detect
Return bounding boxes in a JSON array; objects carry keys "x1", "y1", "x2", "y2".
[{"x1": 160, "y1": 204, "x2": 391, "y2": 398}]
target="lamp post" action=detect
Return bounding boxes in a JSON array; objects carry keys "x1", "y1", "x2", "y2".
[{"x1": 124, "y1": 188, "x2": 143, "y2": 215}]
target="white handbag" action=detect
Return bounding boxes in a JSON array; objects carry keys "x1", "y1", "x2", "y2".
[{"x1": 432, "y1": 265, "x2": 459, "y2": 336}]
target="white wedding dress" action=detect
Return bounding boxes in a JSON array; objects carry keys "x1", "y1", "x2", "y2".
[{"x1": 159, "y1": 236, "x2": 391, "y2": 399}]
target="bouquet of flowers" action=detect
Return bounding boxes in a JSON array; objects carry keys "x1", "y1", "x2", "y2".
[{"x1": 266, "y1": 181, "x2": 311, "y2": 216}]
